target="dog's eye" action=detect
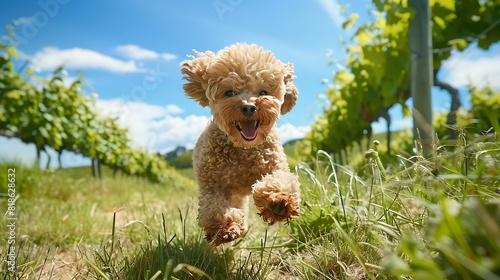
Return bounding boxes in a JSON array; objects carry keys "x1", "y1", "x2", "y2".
[
  {"x1": 225, "y1": 90, "x2": 235, "y2": 97},
  {"x1": 259, "y1": 91, "x2": 267, "y2": 96}
]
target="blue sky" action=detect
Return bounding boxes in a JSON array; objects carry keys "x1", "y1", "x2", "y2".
[{"x1": 1, "y1": 0, "x2": 499, "y2": 167}]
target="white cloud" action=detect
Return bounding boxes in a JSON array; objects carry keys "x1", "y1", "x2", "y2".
[
  {"x1": 148, "y1": 114, "x2": 210, "y2": 152},
  {"x1": 96, "y1": 98, "x2": 170, "y2": 121},
  {"x1": 116, "y1": 44, "x2": 158, "y2": 60},
  {"x1": 116, "y1": 44, "x2": 177, "y2": 62},
  {"x1": 31, "y1": 47, "x2": 143, "y2": 73},
  {"x1": 441, "y1": 47, "x2": 500, "y2": 89},
  {"x1": 161, "y1": 53, "x2": 177, "y2": 61},
  {"x1": 12, "y1": 16, "x2": 35, "y2": 26},
  {"x1": 95, "y1": 98, "x2": 206, "y2": 152},
  {"x1": 165, "y1": 104, "x2": 184, "y2": 115},
  {"x1": 316, "y1": 0, "x2": 345, "y2": 28},
  {"x1": 95, "y1": 98, "x2": 310, "y2": 153},
  {"x1": 277, "y1": 123, "x2": 310, "y2": 143}
]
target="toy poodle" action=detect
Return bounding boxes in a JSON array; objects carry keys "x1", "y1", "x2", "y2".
[{"x1": 180, "y1": 43, "x2": 301, "y2": 245}]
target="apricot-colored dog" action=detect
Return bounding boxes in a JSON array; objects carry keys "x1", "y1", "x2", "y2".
[{"x1": 181, "y1": 43, "x2": 301, "y2": 245}]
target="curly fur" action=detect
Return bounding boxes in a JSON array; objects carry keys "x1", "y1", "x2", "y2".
[{"x1": 181, "y1": 43, "x2": 301, "y2": 245}]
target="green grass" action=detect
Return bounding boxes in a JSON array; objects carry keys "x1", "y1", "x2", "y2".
[{"x1": 1, "y1": 130, "x2": 499, "y2": 279}]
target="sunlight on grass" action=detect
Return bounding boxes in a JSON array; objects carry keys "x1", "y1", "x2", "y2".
[{"x1": 1, "y1": 129, "x2": 499, "y2": 279}]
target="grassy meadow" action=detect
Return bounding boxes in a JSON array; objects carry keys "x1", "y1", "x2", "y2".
[{"x1": 1, "y1": 130, "x2": 500, "y2": 279}]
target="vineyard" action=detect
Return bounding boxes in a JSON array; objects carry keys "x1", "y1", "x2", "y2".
[
  {"x1": 1, "y1": 1, "x2": 500, "y2": 279},
  {"x1": 300, "y1": 0, "x2": 500, "y2": 162},
  {"x1": 2, "y1": 1, "x2": 500, "y2": 180},
  {"x1": 0, "y1": 27, "x2": 175, "y2": 184}
]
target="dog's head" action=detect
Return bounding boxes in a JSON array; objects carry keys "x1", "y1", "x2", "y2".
[{"x1": 181, "y1": 43, "x2": 298, "y2": 147}]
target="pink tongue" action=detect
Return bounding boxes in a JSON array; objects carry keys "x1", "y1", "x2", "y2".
[{"x1": 240, "y1": 121, "x2": 257, "y2": 139}]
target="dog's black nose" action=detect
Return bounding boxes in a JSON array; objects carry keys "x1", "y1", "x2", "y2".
[{"x1": 240, "y1": 104, "x2": 256, "y2": 117}]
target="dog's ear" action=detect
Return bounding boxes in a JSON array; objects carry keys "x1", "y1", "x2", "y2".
[
  {"x1": 281, "y1": 63, "x2": 298, "y2": 115},
  {"x1": 180, "y1": 51, "x2": 213, "y2": 107}
]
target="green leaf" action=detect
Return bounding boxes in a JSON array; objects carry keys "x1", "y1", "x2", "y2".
[
  {"x1": 6, "y1": 47, "x2": 18, "y2": 59},
  {"x1": 433, "y1": 16, "x2": 447, "y2": 30},
  {"x1": 447, "y1": 38, "x2": 468, "y2": 51},
  {"x1": 382, "y1": 253, "x2": 411, "y2": 275},
  {"x1": 43, "y1": 113, "x2": 53, "y2": 122},
  {"x1": 342, "y1": 13, "x2": 359, "y2": 30},
  {"x1": 356, "y1": 29, "x2": 373, "y2": 46},
  {"x1": 436, "y1": 0, "x2": 455, "y2": 12},
  {"x1": 402, "y1": 105, "x2": 411, "y2": 117},
  {"x1": 347, "y1": 45, "x2": 361, "y2": 54},
  {"x1": 24, "y1": 69, "x2": 34, "y2": 76},
  {"x1": 334, "y1": 71, "x2": 354, "y2": 85},
  {"x1": 39, "y1": 127, "x2": 49, "y2": 139},
  {"x1": 7, "y1": 91, "x2": 21, "y2": 100}
]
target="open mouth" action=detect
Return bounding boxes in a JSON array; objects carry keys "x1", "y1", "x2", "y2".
[{"x1": 235, "y1": 120, "x2": 260, "y2": 141}]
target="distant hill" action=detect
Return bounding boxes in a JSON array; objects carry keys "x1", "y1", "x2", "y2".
[
  {"x1": 164, "y1": 149, "x2": 193, "y2": 169},
  {"x1": 163, "y1": 140, "x2": 303, "y2": 170}
]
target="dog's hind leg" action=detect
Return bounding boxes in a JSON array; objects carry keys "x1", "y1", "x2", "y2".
[{"x1": 197, "y1": 191, "x2": 248, "y2": 245}]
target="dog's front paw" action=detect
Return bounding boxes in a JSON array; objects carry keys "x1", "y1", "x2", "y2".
[
  {"x1": 256, "y1": 191, "x2": 300, "y2": 225},
  {"x1": 252, "y1": 170, "x2": 301, "y2": 225}
]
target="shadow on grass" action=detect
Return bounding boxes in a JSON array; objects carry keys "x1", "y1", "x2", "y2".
[
  {"x1": 86, "y1": 208, "x2": 278, "y2": 280},
  {"x1": 122, "y1": 231, "x2": 228, "y2": 280}
]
